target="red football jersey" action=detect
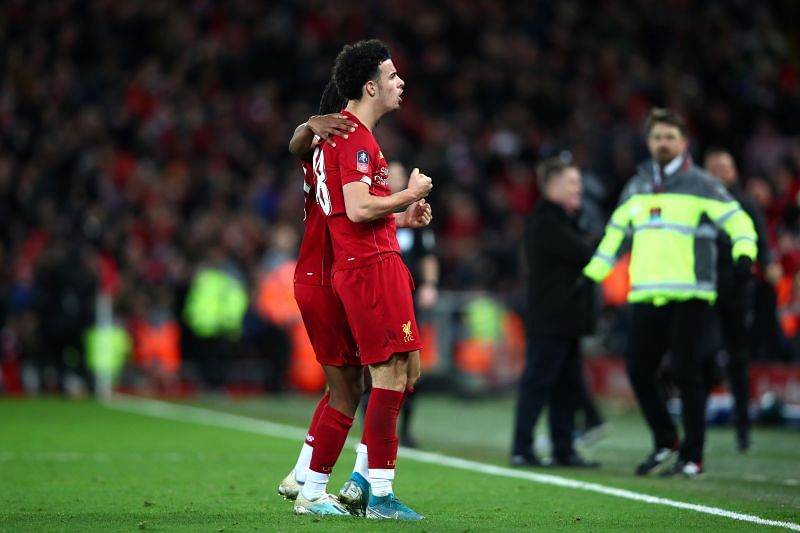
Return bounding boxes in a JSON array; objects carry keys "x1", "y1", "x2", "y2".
[
  {"x1": 294, "y1": 158, "x2": 333, "y2": 286},
  {"x1": 315, "y1": 110, "x2": 400, "y2": 272}
]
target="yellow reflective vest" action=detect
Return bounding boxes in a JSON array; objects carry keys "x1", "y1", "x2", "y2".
[
  {"x1": 584, "y1": 158, "x2": 757, "y2": 306},
  {"x1": 183, "y1": 267, "x2": 248, "y2": 338}
]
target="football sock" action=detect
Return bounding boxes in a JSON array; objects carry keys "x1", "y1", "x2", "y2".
[
  {"x1": 353, "y1": 442, "x2": 369, "y2": 480},
  {"x1": 364, "y1": 388, "x2": 404, "y2": 495},
  {"x1": 368, "y1": 468, "x2": 395, "y2": 497},
  {"x1": 308, "y1": 405, "x2": 354, "y2": 482},
  {"x1": 294, "y1": 391, "x2": 329, "y2": 484},
  {"x1": 293, "y1": 444, "x2": 313, "y2": 485},
  {"x1": 301, "y1": 469, "x2": 330, "y2": 501}
]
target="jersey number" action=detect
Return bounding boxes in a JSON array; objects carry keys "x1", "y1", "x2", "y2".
[{"x1": 312, "y1": 147, "x2": 332, "y2": 216}]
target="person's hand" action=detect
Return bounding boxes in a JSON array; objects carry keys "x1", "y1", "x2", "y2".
[
  {"x1": 402, "y1": 200, "x2": 432, "y2": 228},
  {"x1": 416, "y1": 282, "x2": 438, "y2": 309},
  {"x1": 306, "y1": 114, "x2": 357, "y2": 147},
  {"x1": 407, "y1": 168, "x2": 432, "y2": 200},
  {"x1": 734, "y1": 256, "x2": 754, "y2": 281}
]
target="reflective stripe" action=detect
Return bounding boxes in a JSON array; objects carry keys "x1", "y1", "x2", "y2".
[
  {"x1": 634, "y1": 222, "x2": 719, "y2": 238},
  {"x1": 609, "y1": 222, "x2": 630, "y2": 234},
  {"x1": 732, "y1": 236, "x2": 757, "y2": 245},
  {"x1": 715, "y1": 207, "x2": 742, "y2": 226},
  {"x1": 594, "y1": 252, "x2": 616, "y2": 265},
  {"x1": 634, "y1": 222, "x2": 694, "y2": 235},
  {"x1": 630, "y1": 282, "x2": 715, "y2": 292}
]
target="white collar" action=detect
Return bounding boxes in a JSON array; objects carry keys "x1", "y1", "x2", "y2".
[{"x1": 654, "y1": 154, "x2": 684, "y2": 178}]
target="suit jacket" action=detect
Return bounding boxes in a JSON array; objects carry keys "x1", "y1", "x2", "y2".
[{"x1": 525, "y1": 200, "x2": 595, "y2": 338}]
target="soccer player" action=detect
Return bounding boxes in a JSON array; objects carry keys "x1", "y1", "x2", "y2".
[
  {"x1": 315, "y1": 39, "x2": 432, "y2": 519},
  {"x1": 279, "y1": 80, "x2": 361, "y2": 516},
  {"x1": 281, "y1": 78, "x2": 432, "y2": 517}
]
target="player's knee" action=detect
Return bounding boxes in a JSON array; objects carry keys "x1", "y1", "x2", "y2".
[{"x1": 329, "y1": 388, "x2": 359, "y2": 417}]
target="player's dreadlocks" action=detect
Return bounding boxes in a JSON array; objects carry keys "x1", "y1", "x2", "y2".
[{"x1": 318, "y1": 79, "x2": 346, "y2": 115}]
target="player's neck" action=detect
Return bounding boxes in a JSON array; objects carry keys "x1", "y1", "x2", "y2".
[{"x1": 345, "y1": 101, "x2": 381, "y2": 131}]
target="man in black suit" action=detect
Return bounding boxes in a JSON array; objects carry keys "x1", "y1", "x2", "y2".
[
  {"x1": 511, "y1": 157, "x2": 598, "y2": 467},
  {"x1": 705, "y1": 149, "x2": 778, "y2": 452}
]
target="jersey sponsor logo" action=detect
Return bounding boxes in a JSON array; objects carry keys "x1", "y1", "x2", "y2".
[
  {"x1": 374, "y1": 165, "x2": 389, "y2": 186},
  {"x1": 402, "y1": 320, "x2": 414, "y2": 342},
  {"x1": 356, "y1": 150, "x2": 370, "y2": 173}
]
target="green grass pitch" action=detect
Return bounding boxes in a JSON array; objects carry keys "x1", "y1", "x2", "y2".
[{"x1": 1, "y1": 395, "x2": 798, "y2": 532}]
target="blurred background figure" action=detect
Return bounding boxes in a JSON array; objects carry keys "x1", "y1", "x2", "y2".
[
  {"x1": 583, "y1": 108, "x2": 758, "y2": 477},
  {"x1": 704, "y1": 149, "x2": 779, "y2": 452},
  {"x1": 182, "y1": 244, "x2": 248, "y2": 390},
  {"x1": 511, "y1": 158, "x2": 598, "y2": 468},
  {"x1": 128, "y1": 289, "x2": 181, "y2": 394},
  {"x1": 34, "y1": 239, "x2": 97, "y2": 394}
]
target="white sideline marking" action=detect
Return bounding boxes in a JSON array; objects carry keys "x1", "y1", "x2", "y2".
[{"x1": 105, "y1": 395, "x2": 800, "y2": 531}]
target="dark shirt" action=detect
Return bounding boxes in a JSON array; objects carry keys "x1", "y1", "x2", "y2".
[
  {"x1": 525, "y1": 200, "x2": 595, "y2": 338},
  {"x1": 716, "y1": 184, "x2": 771, "y2": 302}
]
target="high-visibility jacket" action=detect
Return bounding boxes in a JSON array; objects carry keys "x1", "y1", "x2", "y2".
[
  {"x1": 584, "y1": 157, "x2": 757, "y2": 306},
  {"x1": 85, "y1": 323, "x2": 132, "y2": 379},
  {"x1": 183, "y1": 267, "x2": 248, "y2": 338}
]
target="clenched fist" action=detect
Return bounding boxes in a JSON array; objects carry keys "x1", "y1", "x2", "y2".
[{"x1": 408, "y1": 167, "x2": 432, "y2": 200}]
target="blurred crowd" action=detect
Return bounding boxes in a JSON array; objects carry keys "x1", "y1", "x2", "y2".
[{"x1": 1, "y1": 0, "x2": 800, "y2": 393}]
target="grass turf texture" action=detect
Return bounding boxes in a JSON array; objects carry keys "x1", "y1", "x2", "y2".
[{"x1": 0, "y1": 396, "x2": 797, "y2": 532}]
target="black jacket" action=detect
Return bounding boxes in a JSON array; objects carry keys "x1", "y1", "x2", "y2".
[
  {"x1": 716, "y1": 184, "x2": 771, "y2": 304},
  {"x1": 525, "y1": 200, "x2": 595, "y2": 338}
]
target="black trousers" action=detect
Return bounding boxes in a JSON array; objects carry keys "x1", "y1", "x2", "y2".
[
  {"x1": 512, "y1": 336, "x2": 581, "y2": 459},
  {"x1": 627, "y1": 300, "x2": 713, "y2": 463},
  {"x1": 716, "y1": 296, "x2": 751, "y2": 437}
]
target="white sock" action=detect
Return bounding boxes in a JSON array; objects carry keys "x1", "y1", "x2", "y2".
[
  {"x1": 301, "y1": 469, "x2": 329, "y2": 501},
  {"x1": 354, "y1": 443, "x2": 369, "y2": 480},
  {"x1": 368, "y1": 468, "x2": 395, "y2": 497},
  {"x1": 293, "y1": 443, "x2": 313, "y2": 484}
]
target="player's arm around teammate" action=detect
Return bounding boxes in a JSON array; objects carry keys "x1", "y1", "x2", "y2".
[{"x1": 289, "y1": 113, "x2": 358, "y2": 161}]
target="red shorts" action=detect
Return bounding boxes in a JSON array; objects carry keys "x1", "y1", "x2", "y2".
[
  {"x1": 332, "y1": 253, "x2": 423, "y2": 365},
  {"x1": 294, "y1": 283, "x2": 360, "y2": 367}
]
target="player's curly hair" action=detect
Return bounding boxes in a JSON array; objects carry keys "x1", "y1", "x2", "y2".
[
  {"x1": 318, "y1": 79, "x2": 346, "y2": 115},
  {"x1": 333, "y1": 39, "x2": 391, "y2": 101}
]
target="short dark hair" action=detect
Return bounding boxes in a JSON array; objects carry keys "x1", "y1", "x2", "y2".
[
  {"x1": 333, "y1": 39, "x2": 391, "y2": 101},
  {"x1": 703, "y1": 147, "x2": 733, "y2": 166},
  {"x1": 645, "y1": 107, "x2": 687, "y2": 137},
  {"x1": 536, "y1": 158, "x2": 574, "y2": 191},
  {"x1": 318, "y1": 79, "x2": 345, "y2": 115}
]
